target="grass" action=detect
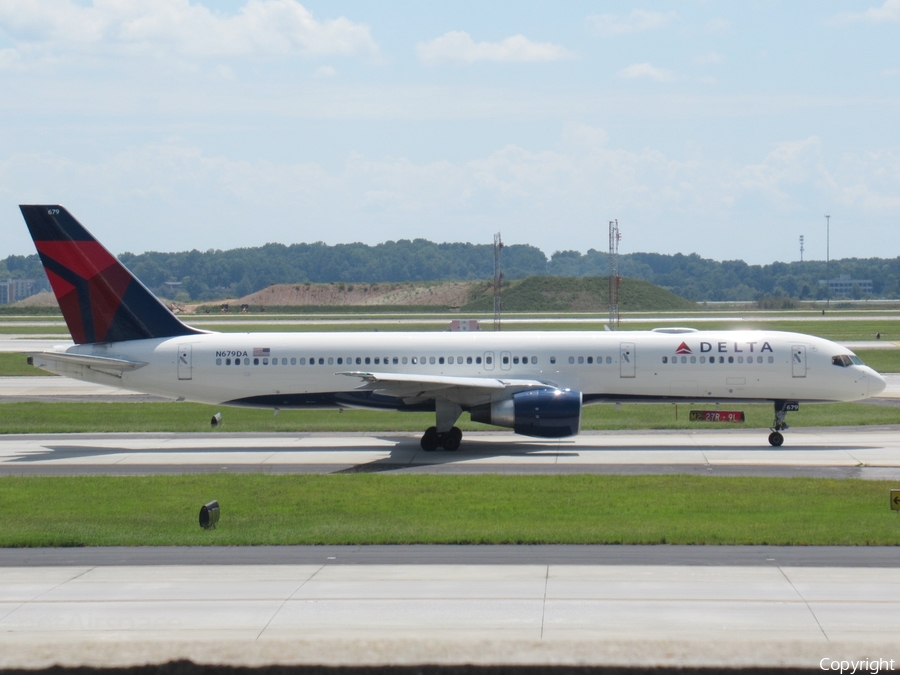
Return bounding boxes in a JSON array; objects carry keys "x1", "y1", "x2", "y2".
[
  {"x1": 0, "y1": 400, "x2": 896, "y2": 434},
  {"x1": 1, "y1": 474, "x2": 898, "y2": 547},
  {"x1": 852, "y1": 349, "x2": 900, "y2": 373},
  {"x1": 0, "y1": 352, "x2": 52, "y2": 376}
]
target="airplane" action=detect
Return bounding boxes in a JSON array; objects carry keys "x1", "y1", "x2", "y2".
[{"x1": 19, "y1": 205, "x2": 887, "y2": 450}]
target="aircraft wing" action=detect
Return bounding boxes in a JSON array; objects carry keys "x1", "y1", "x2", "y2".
[
  {"x1": 26, "y1": 352, "x2": 148, "y2": 378},
  {"x1": 337, "y1": 370, "x2": 551, "y2": 399}
]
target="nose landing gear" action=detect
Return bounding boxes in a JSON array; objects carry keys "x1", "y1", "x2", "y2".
[{"x1": 769, "y1": 400, "x2": 799, "y2": 446}]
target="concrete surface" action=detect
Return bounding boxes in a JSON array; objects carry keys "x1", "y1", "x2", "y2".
[
  {"x1": 3, "y1": 427, "x2": 900, "y2": 479},
  {"x1": 0, "y1": 563, "x2": 897, "y2": 669}
]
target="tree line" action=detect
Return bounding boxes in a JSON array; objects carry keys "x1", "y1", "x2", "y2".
[{"x1": 2, "y1": 240, "x2": 898, "y2": 302}]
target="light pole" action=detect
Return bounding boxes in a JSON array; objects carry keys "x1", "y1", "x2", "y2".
[{"x1": 825, "y1": 214, "x2": 830, "y2": 308}]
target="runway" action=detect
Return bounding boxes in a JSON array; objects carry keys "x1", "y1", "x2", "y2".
[{"x1": 3, "y1": 427, "x2": 900, "y2": 478}]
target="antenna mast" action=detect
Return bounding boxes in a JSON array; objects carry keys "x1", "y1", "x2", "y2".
[
  {"x1": 608, "y1": 219, "x2": 621, "y2": 329},
  {"x1": 493, "y1": 232, "x2": 503, "y2": 331}
]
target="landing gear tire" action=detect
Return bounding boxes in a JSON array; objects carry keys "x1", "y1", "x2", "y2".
[
  {"x1": 421, "y1": 427, "x2": 439, "y2": 451},
  {"x1": 442, "y1": 427, "x2": 462, "y2": 451},
  {"x1": 768, "y1": 431, "x2": 784, "y2": 447}
]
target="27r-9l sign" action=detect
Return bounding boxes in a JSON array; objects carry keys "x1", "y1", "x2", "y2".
[{"x1": 690, "y1": 410, "x2": 745, "y2": 423}]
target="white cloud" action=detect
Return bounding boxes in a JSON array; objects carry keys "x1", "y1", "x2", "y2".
[
  {"x1": 705, "y1": 17, "x2": 733, "y2": 34},
  {"x1": 832, "y1": 0, "x2": 900, "y2": 24},
  {"x1": 313, "y1": 65, "x2": 337, "y2": 78},
  {"x1": 618, "y1": 63, "x2": 678, "y2": 83},
  {"x1": 0, "y1": 48, "x2": 21, "y2": 70},
  {"x1": 694, "y1": 51, "x2": 724, "y2": 65},
  {"x1": 0, "y1": 0, "x2": 378, "y2": 62},
  {"x1": 5, "y1": 131, "x2": 900, "y2": 263},
  {"x1": 417, "y1": 31, "x2": 574, "y2": 65},
  {"x1": 587, "y1": 10, "x2": 678, "y2": 36}
]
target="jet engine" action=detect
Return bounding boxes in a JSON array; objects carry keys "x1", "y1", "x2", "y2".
[{"x1": 470, "y1": 388, "x2": 582, "y2": 438}]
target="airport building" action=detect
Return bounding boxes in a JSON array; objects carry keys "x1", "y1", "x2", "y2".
[
  {"x1": 0, "y1": 278, "x2": 45, "y2": 305},
  {"x1": 818, "y1": 274, "x2": 873, "y2": 296}
]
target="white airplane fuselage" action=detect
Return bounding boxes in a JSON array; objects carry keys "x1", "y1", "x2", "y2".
[{"x1": 34, "y1": 329, "x2": 883, "y2": 411}]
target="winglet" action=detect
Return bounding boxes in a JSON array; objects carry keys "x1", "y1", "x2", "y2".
[{"x1": 19, "y1": 205, "x2": 203, "y2": 344}]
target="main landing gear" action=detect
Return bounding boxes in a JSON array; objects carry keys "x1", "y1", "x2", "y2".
[
  {"x1": 421, "y1": 426, "x2": 462, "y2": 451},
  {"x1": 768, "y1": 400, "x2": 798, "y2": 447},
  {"x1": 420, "y1": 398, "x2": 464, "y2": 452}
]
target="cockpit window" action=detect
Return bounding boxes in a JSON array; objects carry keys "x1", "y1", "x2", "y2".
[
  {"x1": 850, "y1": 355, "x2": 864, "y2": 365},
  {"x1": 832, "y1": 354, "x2": 854, "y2": 367}
]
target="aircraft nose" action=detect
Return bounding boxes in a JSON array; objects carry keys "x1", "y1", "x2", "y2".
[{"x1": 868, "y1": 369, "x2": 887, "y2": 397}]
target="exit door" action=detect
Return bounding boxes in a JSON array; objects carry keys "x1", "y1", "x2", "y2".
[
  {"x1": 177, "y1": 344, "x2": 192, "y2": 380},
  {"x1": 620, "y1": 342, "x2": 635, "y2": 378},
  {"x1": 792, "y1": 345, "x2": 806, "y2": 378}
]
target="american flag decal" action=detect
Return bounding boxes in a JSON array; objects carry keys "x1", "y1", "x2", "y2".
[{"x1": 253, "y1": 348, "x2": 271, "y2": 357}]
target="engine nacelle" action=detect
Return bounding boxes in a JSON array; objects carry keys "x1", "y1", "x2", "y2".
[{"x1": 470, "y1": 388, "x2": 582, "y2": 438}]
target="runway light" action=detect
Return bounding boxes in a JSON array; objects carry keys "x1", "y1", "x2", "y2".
[
  {"x1": 199, "y1": 500, "x2": 220, "y2": 529},
  {"x1": 211, "y1": 412, "x2": 222, "y2": 427}
]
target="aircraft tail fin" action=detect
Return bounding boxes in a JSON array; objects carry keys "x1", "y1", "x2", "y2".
[{"x1": 19, "y1": 205, "x2": 203, "y2": 344}]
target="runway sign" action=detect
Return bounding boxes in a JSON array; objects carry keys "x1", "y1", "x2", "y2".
[
  {"x1": 690, "y1": 410, "x2": 745, "y2": 423},
  {"x1": 892, "y1": 489, "x2": 900, "y2": 511}
]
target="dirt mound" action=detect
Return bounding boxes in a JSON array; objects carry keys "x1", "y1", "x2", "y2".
[
  {"x1": 239, "y1": 281, "x2": 480, "y2": 307},
  {"x1": 13, "y1": 291, "x2": 59, "y2": 307}
]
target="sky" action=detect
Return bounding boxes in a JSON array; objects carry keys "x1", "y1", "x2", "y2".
[{"x1": 1, "y1": 1, "x2": 899, "y2": 265}]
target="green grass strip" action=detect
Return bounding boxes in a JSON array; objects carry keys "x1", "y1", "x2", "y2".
[
  {"x1": 0, "y1": 401, "x2": 896, "y2": 434},
  {"x1": 2, "y1": 475, "x2": 898, "y2": 547}
]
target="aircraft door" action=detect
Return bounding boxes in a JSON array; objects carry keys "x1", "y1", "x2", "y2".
[
  {"x1": 483, "y1": 352, "x2": 495, "y2": 371},
  {"x1": 620, "y1": 342, "x2": 635, "y2": 378},
  {"x1": 500, "y1": 351, "x2": 512, "y2": 371},
  {"x1": 177, "y1": 344, "x2": 192, "y2": 380},
  {"x1": 792, "y1": 345, "x2": 807, "y2": 377}
]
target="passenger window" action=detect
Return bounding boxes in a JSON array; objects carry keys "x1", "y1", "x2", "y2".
[
  {"x1": 503, "y1": 356, "x2": 509, "y2": 365},
  {"x1": 587, "y1": 357, "x2": 593, "y2": 364},
  {"x1": 757, "y1": 356, "x2": 763, "y2": 363},
  {"x1": 336, "y1": 357, "x2": 342, "y2": 365},
  {"x1": 356, "y1": 357, "x2": 361, "y2": 365},
  {"x1": 578, "y1": 356, "x2": 584, "y2": 364},
  {"x1": 394, "y1": 357, "x2": 399, "y2": 364},
  {"x1": 606, "y1": 356, "x2": 612, "y2": 364},
  {"x1": 243, "y1": 358, "x2": 249, "y2": 365},
  {"x1": 768, "y1": 356, "x2": 774, "y2": 364},
  {"x1": 485, "y1": 356, "x2": 491, "y2": 364},
  {"x1": 299, "y1": 357, "x2": 306, "y2": 365},
  {"x1": 216, "y1": 358, "x2": 222, "y2": 365},
  {"x1": 662, "y1": 356, "x2": 668, "y2": 363},
  {"x1": 291, "y1": 358, "x2": 297, "y2": 365},
  {"x1": 225, "y1": 358, "x2": 231, "y2": 365},
  {"x1": 254, "y1": 358, "x2": 260, "y2": 365},
  {"x1": 550, "y1": 356, "x2": 556, "y2": 364},
  {"x1": 365, "y1": 357, "x2": 370, "y2": 365},
  {"x1": 374, "y1": 358, "x2": 380, "y2": 365},
  {"x1": 318, "y1": 358, "x2": 324, "y2": 365},
  {"x1": 439, "y1": 357, "x2": 445, "y2": 364},
  {"x1": 699, "y1": 356, "x2": 705, "y2": 363},
  {"x1": 411, "y1": 357, "x2": 418, "y2": 364},
  {"x1": 430, "y1": 356, "x2": 436, "y2": 364},
  {"x1": 681, "y1": 356, "x2": 687, "y2": 364},
  {"x1": 531, "y1": 357, "x2": 537, "y2": 364},
  {"x1": 467, "y1": 356, "x2": 473, "y2": 364},
  {"x1": 263, "y1": 358, "x2": 269, "y2": 365},
  {"x1": 690, "y1": 356, "x2": 696, "y2": 364},
  {"x1": 737, "y1": 356, "x2": 743, "y2": 363},
  {"x1": 327, "y1": 357, "x2": 333, "y2": 365},
  {"x1": 513, "y1": 357, "x2": 519, "y2": 364},
  {"x1": 728, "y1": 356, "x2": 733, "y2": 363},
  {"x1": 568, "y1": 356, "x2": 575, "y2": 364}
]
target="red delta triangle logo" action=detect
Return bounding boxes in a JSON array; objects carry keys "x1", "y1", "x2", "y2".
[{"x1": 675, "y1": 342, "x2": 692, "y2": 355}]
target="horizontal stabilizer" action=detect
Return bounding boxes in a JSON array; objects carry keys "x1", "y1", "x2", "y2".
[{"x1": 27, "y1": 352, "x2": 147, "y2": 378}]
